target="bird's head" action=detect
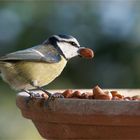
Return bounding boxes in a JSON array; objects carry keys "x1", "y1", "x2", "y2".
[{"x1": 43, "y1": 34, "x2": 94, "y2": 60}]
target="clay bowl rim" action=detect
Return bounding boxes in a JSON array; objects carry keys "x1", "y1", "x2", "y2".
[
  {"x1": 17, "y1": 88, "x2": 140, "y2": 101},
  {"x1": 17, "y1": 88, "x2": 140, "y2": 103},
  {"x1": 16, "y1": 89, "x2": 140, "y2": 116}
]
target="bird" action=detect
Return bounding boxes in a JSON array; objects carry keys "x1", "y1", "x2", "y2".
[{"x1": 0, "y1": 34, "x2": 94, "y2": 99}]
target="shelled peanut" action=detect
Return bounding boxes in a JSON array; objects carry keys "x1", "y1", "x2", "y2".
[{"x1": 61, "y1": 85, "x2": 140, "y2": 101}]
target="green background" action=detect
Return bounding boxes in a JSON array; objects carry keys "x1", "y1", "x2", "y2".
[{"x1": 0, "y1": 1, "x2": 140, "y2": 139}]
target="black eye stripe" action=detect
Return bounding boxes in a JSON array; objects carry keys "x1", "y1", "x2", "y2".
[
  {"x1": 70, "y1": 41, "x2": 77, "y2": 46},
  {"x1": 70, "y1": 41, "x2": 79, "y2": 48},
  {"x1": 59, "y1": 41, "x2": 80, "y2": 48}
]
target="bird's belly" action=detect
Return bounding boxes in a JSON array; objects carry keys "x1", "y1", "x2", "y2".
[{"x1": 0, "y1": 57, "x2": 67, "y2": 90}]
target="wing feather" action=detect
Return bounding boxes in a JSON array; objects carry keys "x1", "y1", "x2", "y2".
[{"x1": 0, "y1": 45, "x2": 61, "y2": 63}]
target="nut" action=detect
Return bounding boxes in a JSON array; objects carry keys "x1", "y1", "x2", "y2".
[
  {"x1": 93, "y1": 86, "x2": 112, "y2": 100},
  {"x1": 110, "y1": 91, "x2": 124, "y2": 99},
  {"x1": 94, "y1": 94, "x2": 112, "y2": 100},
  {"x1": 80, "y1": 93, "x2": 89, "y2": 99},
  {"x1": 104, "y1": 91, "x2": 113, "y2": 99},
  {"x1": 132, "y1": 95, "x2": 140, "y2": 100},
  {"x1": 85, "y1": 92, "x2": 93, "y2": 99},
  {"x1": 60, "y1": 86, "x2": 139, "y2": 101},
  {"x1": 79, "y1": 48, "x2": 94, "y2": 59},
  {"x1": 93, "y1": 85, "x2": 105, "y2": 95},
  {"x1": 112, "y1": 96, "x2": 123, "y2": 100},
  {"x1": 41, "y1": 93, "x2": 48, "y2": 99},
  {"x1": 124, "y1": 97, "x2": 132, "y2": 101},
  {"x1": 62, "y1": 89, "x2": 73, "y2": 98},
  {"x1": 72, "y1": 91, "x2": 81, "y2": 98}
]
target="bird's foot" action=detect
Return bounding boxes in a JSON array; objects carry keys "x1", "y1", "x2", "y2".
[
  {"x1": 47, "y1": 93, "x2": 64, "y2": 100},
  {"x1": 23, "y1": 88, "x2": 64, "y2": 107},
  {"x1": 35, "y1": 86, "x2": 52, "y2": 97},
  {"x1": 33, "y1": 86, "x2": 64, "y2": 101},
  {"x1": 36, "y1": 86, "x2": 64, "y2": 102},
  {"x1": 44, "y1": 93, "x2": 64, "y2": 107},
  {"x1": 23, "y1": 89, "x2": 41, "y2": 99}
]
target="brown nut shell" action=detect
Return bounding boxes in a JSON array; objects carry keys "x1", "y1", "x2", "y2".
[
  {"x1": 72, "y1": 91, "x2": 81, "y2": 98},
  {"x1": 110, "y1": 91, "x2": 124, "y2": 99},
  {"x1": 94, "y1": 94, "x2": 112, "y2": 100},
  {"x1": 112, "y1": 96, "x2": 124, "y2": 100},
  {"x1": 93, "y1": 85, "x2": 105, "y2": 95},
  {"x1": 79, "y1": 48, "x2": 94, "y2": 59},
  {"x1": 93, "y1": 85, "x2": 112, "y2": 100},
  {"x1": 80, "y1": 93, "x2": 89, "y2": 99},
  {"x1": 132, "y1": 95, "x2": 140, "y2": 100},
  {"x1": 62, "y1": 89, "x2": 73, "y2": 98},
  {"x1": 124, "y1": 97, "x2": 132, "y2": 101}
]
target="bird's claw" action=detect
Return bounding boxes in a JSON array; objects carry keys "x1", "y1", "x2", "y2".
[
  {"x1": 35, "y1": 87, "x2": 64, "y2": 100},
  {"x1": 23, "y1": 89, "x2": 41, "y2": 99},
  {"x1": 48, "y1": 93, "x2": 64, "y2": 100},
  {"x1": 45, "y1": 93, "x2": 64, "y2": 107},
  {"x1": 24, "y1": 89, "x2": 64, "y2": 107},
  {"x1": 32, "y1": 92, "x2": 41, "y2": 98}
]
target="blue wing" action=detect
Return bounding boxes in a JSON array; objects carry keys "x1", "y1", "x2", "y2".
[{"x1": 0, "y1": 45, "x2": 61, "y2": 63}]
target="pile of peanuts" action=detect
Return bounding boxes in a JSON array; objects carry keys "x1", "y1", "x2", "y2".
[{"x1": 61, "y1": 85, "x2": 140, "y2": 101}]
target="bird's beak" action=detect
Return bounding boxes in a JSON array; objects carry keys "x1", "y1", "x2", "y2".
[{"x1": 78, "y1": 47, "x2": 94, "y2": 59}]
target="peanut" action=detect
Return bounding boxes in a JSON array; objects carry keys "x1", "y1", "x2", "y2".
[
  {"x1": 80, "y1": 93, "x2": 89, "y2": 99},
  {"x1": 72, "y1": 91, "x2": 81, "y2": 98},
  {"x1": 132, "y1": 95, "x2": 140, "y2": 100},
  {"x1": 111, "y1": 91, "x2": 124, "y2": 99},
  {"x1": 62, "y1": 89, "x2": 73, "y2": 98},
  {"x1": 93, "y1": 86, "x2": 112, "y2": 100},
  {"x1": 79, "y1": 48, "x2": 94, "y2": 59}
]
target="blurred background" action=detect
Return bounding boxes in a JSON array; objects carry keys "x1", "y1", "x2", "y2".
[{"x1": 0, "y1": 0, "x2": 140, "y2": 139}]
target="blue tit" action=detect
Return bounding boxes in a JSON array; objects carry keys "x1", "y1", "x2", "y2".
[{"x1": 0, "y1": 34, "x2": 93, "y2": 98}]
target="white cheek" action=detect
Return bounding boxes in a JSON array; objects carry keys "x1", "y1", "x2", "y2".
[{"x1": 57, "y1": 42, "x2": 79, "y2": 59}]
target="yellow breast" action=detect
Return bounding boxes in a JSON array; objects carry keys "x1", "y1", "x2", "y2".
[{"x1": 0, "y1": 56, "x2": 67, "y2": 90}]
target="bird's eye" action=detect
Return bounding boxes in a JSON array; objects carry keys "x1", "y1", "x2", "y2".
[{"x1": 69, "y1": 41, "x2": 76, "y2": 46}]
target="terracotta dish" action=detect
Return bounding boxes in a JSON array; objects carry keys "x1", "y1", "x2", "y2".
[{"x1": 16, "y1": 88, "x2": 140, "y2": 139}]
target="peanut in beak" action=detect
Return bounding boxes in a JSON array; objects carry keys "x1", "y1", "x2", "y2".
[{"x1": 78, "y1": 48, "x2": 94, "y2": 59}]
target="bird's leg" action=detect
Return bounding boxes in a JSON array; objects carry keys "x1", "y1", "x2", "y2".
[
  {"x1": 31, "y1": 81, "x2": 64, "y2": 101},
  {"x1": 30, "y1": 81, "x2": 52, "y2": 97},
  {"x1": 35, "y1": 86, "x2": 52, "y2": 97}
]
